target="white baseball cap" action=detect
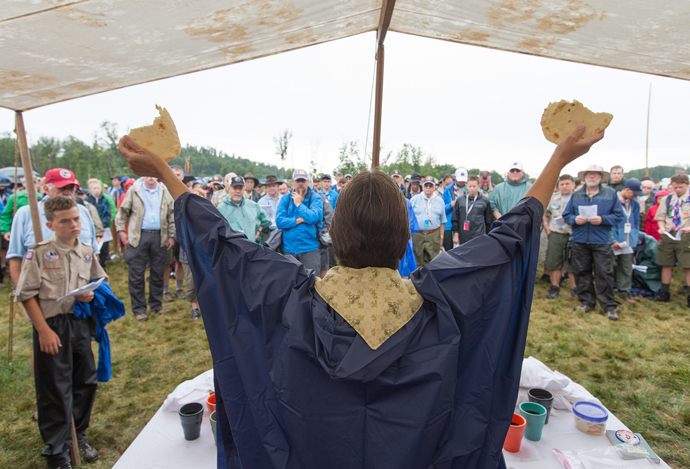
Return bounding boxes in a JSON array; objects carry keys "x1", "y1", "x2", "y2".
[
  {"x1": 508, "y1": 162, "x2": 524, "y2": 171},
  {"x1": 454, "y1": 167, "x2": 468, "y2": 182}
]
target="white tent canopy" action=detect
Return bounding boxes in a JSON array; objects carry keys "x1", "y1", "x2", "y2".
[{"x1": 2, "y1": 0, "x2": 689, "y2": 112}]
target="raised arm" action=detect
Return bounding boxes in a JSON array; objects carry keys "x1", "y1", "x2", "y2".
[
  {"x1": 525, "y1": 125, "x2": 603, "y2": 211},
  {"x1": 117, "y1": 136, "x2": 189, "y2": 200}
]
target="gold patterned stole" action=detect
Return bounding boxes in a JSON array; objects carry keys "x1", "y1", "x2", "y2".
[{"x1": 314, "y1": 266, "x2": 424, "y2": 350}]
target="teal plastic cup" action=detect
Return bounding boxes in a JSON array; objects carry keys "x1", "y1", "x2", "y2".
[{"x1": 518, "y1": 402, "x2": 547, "y2": 441}]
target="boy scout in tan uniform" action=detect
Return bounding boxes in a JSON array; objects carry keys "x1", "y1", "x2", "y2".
[
  {"x1": 653, "y1": 173, "x2": 690, "y2": 305},
  {"x1": 15, "y1": 196, "x2": 107, "y2": 468},
  {"x1": 542, "y1": 175, "x2": 577, "y2": 299}
]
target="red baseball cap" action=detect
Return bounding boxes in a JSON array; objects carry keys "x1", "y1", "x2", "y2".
[{"x1": 45, "y1": 168, "x2": 79, "y2": 188}]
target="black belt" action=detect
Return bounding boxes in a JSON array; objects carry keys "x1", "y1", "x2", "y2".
[{"x1": 141, "y1": 229, "x2": 161, "y2": 234}]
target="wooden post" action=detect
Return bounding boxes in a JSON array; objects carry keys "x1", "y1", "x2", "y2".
[
  {"x1": 14, "y1": 112, "x2": 42, "y2": 242},
  {"x1": 16, "y1": 111, "x2": 81, "y2": 467},
  {"x1": 372, "y1": 45, "x2": 385, "y2": 169},
  {"x1": 371, "y1": 0, "x2": 396, "y2": 170},
  {"x1": 645, "y1": 83, "x2": 652, "y2": 178}
]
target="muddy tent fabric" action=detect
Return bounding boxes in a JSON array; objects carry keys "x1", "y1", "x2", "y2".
[{"x1": 2, "y1": 0, "x2": 690, "y2": 112}]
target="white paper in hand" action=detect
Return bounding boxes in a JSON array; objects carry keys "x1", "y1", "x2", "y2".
[
  {"x1": 613, "y1": 242, "x2": 633, "y2": 256},
  {"x1": 554, "y1": 216, "x2": 566, "y2": 230},
  {"x1": 578, "y1": 205, "x2": 598, "y2": 220},
  {"x1": 57, "y1": 277, "x2": 106, "y2": 301},
  {"x1": 662, "y1": 231, "x2": 682, "y2": 241}
]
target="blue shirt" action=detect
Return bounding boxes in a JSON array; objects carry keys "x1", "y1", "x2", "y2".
[
  {"x1": 258, "y1": 193, "x2": 281, "y2": 230},
  {"x1": 7, "y1": 198, "x2": 99, "y2": 260},
  {"x1": 443, "y1": 184, "x2": 467, "y2": 230},
  {"x1": 612, "y1": 194, "x2": 640, "y2": 247},
  {"x1": 410, "y1": 193, "x2": 446, "y2": 231},
  {"x1": 140, "y1": 185, "x2": 161, "y2": 230},
  {"x1": 276, "y1": 188, "x2": 323, "y2": 255},
  {"x1": 319, "y1": 188, "x2": 338, "y2": 210}
]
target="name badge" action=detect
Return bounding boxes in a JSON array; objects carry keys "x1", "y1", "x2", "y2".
[
  {"x1": 624, "y1": 223, "x2": 632, "y2": 234},
  {"x1": 463, "y1": 221, "x2": 470, "y2": 231}
]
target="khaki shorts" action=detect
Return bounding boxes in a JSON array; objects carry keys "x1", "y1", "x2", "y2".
[
  {"x1": 656, "y1": 232, "x2": 690, "y2": 268},
  {"x1": 544, "y1": 231, "x2": 572, "y2": 271}
]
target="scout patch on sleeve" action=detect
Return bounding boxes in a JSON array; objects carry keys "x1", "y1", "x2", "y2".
[
  {"x1": 25, "y1": 251, "x2": 33, "y2": 260},
  {"x1": 84, "y1": 253, "x2": 92, "y2": 262},
  {"x1": 44, "y1": 250, "x2": 59, "y2": 262}
]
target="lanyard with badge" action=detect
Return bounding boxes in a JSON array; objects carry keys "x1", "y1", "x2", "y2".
[
  {"x1": 464, "y1": 193, "x2": 476, "y2": 231},
  {"x1": 621, "y1": 200, "x2": 632, "y2": 234},
  {"x1": 424, "y1": 196, "x2": 433, "y2": 227}
]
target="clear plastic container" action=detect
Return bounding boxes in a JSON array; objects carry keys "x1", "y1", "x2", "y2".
[{"x1": 573, "y1": 401, "x2": 608, "y2": 435}]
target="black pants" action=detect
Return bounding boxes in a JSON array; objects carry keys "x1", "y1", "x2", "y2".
[
  {"x1": 99, "y1": 241, "x2": 110, "y2": 270},
  {"x1": 125, "y1": 231, "x2": 167, "y2": 315},
  {"x1": 571, "y1": 241, "x2": 617, "y2": 311},
  {"x1": 34, "y1": 314, "x2": 97, "y2": 466},
  {"x1": 443, "y1": 229, "x2": 454, "y2": 252}
]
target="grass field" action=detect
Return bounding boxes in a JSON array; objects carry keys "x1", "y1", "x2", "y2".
[{"x1": 0, "y1": 258, "x2": 688, "y2": 468}]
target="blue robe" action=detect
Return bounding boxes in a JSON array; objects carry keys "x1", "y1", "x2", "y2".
[{"x1": 175, "y1": 193, "x2": 542, "y2": 469}]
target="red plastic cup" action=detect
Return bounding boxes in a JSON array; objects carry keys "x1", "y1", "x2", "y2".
[
  {"x1": 503, "y1": 413, "x2": 527, "y2": 453},
  {"x1": 207, "y1": 393, "x2": 216, "y2": 413}
]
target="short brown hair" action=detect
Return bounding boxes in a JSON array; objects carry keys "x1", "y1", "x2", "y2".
[
  {"x1": 442, "y1": 173, "x2": 453, "y2": 182},
  {"x1": 670, "y1": 174, "x2": 689, "y2": 185},
  {"x1": 44, "y1": 196, "x2": 77, "y2": 221},
  {"x1": 330, "y1": 170, "x2": 409, "y2": 269},
  {"x1": 558, "y1": 174, "x2": 574, "y2": 182},
  {"x1": 467, "y1": 175, "x2": 479, "y2": 183},
  {"x1": 610, "y1": 165, "x2": 624, "y2": 172}
]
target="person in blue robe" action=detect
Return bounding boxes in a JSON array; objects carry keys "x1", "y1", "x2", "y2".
[{"x1": 118, "y1": 125, "x2": 603, "y2": 469}]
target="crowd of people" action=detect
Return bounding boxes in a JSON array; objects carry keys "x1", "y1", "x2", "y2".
[
  {"x1": 2, "y1": 153, "x2": 689, "y2": 467},
  {"x1": 1, "y1": 163, "x2": 688, "y2": 323}
]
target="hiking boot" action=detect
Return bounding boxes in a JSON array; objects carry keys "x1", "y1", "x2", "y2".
[
  {"x1": 152, "y1": 308, "x2": 170, "y2": 315},
  {"x1": 606, "y1": 309, "x2": 620, "y2": 321},
  {"x1": 191, "y1": 308, "x2": 201, "y2": 320},
  {"x1": 653, "y1": 289, "x2": 670, "y2": 302},
  {"x1": 536, "y1": 274, "x2": 551, "y2": 285},
  {"x1": 620, "y1": 296, "x2": 637, "y2": 305},
  {"x1": 134, "y1": 312, "x2": 149, "y2": 322},
  {"x1": 79, "y1": 442, "x2": 99, "y2": 463},
  {"x1": 546, "y1": 285, "x2": 560, "y2": 299},
  {"x1": 570, "y1": 288, "x2": 578, "y2": 299},
  {"x1": 162, "y1": 291, "x2": 174, "y2": 302},
  {"x1": 175, "y1": 288, "x2": 186, "y2": 300},
  {"x1": 573, "y1": 303, "x2": 594, "y2": 313}
]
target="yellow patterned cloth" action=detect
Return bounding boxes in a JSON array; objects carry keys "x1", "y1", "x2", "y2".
[{"x1": 314, "y1": 266, "x2": 424, "y2": 350}]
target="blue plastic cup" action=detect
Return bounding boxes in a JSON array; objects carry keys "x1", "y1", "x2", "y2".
[{"x1": 519, "y1": 402, "x2": 547, "y2": 441}]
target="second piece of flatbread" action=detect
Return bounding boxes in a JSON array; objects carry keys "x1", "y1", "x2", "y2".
[
  {"x1": 129, "y1": 105, "x2": 181, "y2": 162},
  {"x1": 540, "y1": 100, "x2": 613, "y2": 144}
]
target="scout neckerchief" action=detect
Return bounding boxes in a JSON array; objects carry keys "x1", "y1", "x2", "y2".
[{"x1": 672, "y1": 197, "x2": 681, "y2": 231}]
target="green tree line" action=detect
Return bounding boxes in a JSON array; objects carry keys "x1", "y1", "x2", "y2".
[{"x1": 1, "y1": 124, "x2": 686, "y2": 185}]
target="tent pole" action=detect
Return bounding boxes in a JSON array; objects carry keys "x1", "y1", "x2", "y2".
[
  {"x1": 14, "y1": 112, "x2": 42, "y2": 242},
  {"x1": 372, "y1": 45, "x2": 385, "y2": 169},
  {"x1": 371, "y1": 0, "x2": 397, "y2": 169},
  {"x1": 15, "y1": 111, "x2": 81, "y2": 467},
  {"x1": 645, "y1": 83, "x2": 652, "y2": 178}
]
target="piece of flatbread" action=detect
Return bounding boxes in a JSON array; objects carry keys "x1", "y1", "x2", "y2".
[
  {"x1": 540, "y1": 100, "x2": 613, "y2": 144},
  {"x1": 128, "y1": 105, "x2": 181, "y2": 161}
]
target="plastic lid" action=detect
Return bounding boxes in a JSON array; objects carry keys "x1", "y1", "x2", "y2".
[{"x1": 573, "y1": 401, "x2": 608, "y2": 423}]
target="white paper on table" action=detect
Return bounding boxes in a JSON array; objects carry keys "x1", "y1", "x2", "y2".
[
  {"x1": 632, "y1": 265, "x2": 648, "y2": 273},
  {"x1": 56, "y1": 277, "x2": 106, "y2": 301},
  {"x1": 662, "y1": 231, "x2": 682, "y2": 241},
  {"x1": 579, "y1": 454, "x2": 649, "y2": 469},
  {"x1": 613, "y1": 242, "x2": 634, "y2": 256},
  {"x1": 578, "y1": 205, "x2": 598, "y2": 220},
  {"x1": 554, "y1": 216, "x2": 566, "y2": 230}
]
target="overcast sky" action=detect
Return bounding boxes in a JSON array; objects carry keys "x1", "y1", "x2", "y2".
[{"x1": 2, "y1": 31, "x2": 689, "y2": 179}]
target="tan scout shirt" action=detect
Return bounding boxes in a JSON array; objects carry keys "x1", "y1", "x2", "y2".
[
  {"x1": 655, "y1": 190, "x2": 690, "y2": 231},
  {"x1": 545, "y1": 192, "x2": 573, "y2": 235},
  {"x1": 15, "y1": 234, "x2": 108, "y2": 320}
]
